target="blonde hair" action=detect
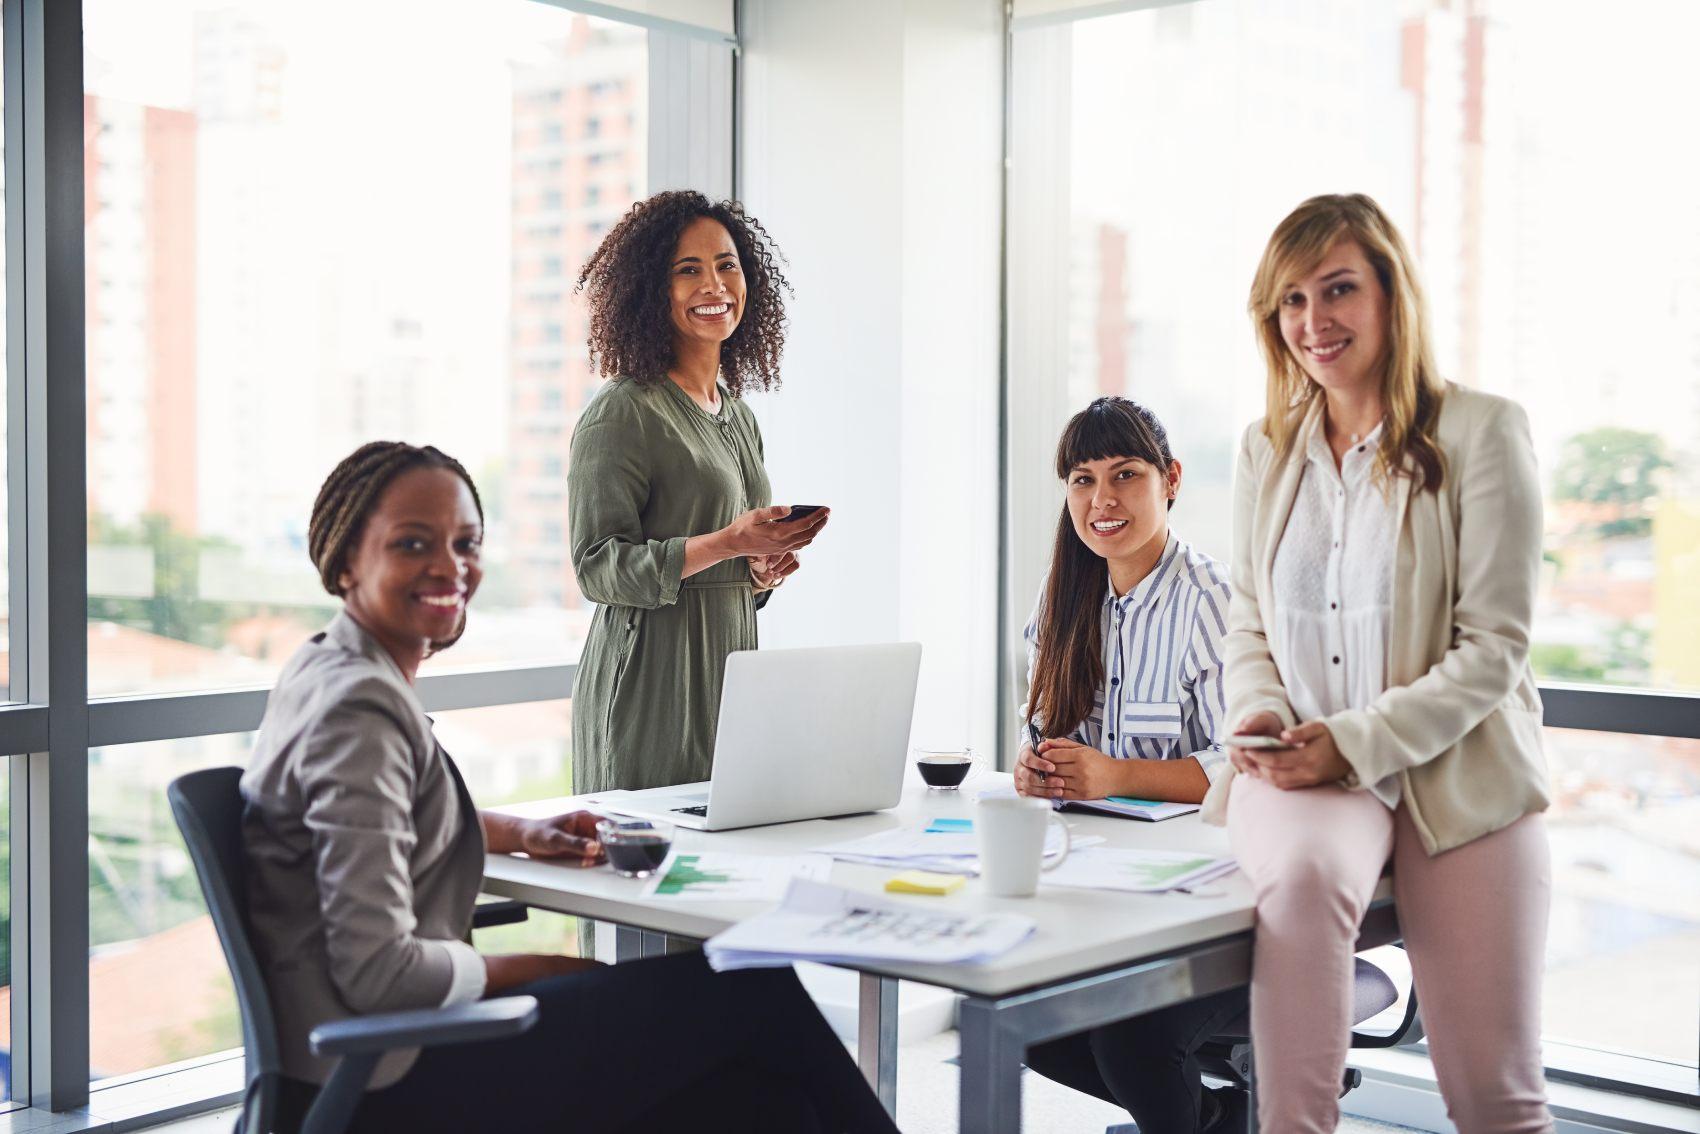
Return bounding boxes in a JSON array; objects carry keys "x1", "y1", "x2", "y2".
[{"x1": 1247, "y1": 193, "x2": 1446, "y2": 491}]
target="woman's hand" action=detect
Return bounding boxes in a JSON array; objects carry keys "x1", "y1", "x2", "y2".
[
  {"x1": 483, "y1": 952, "x2": 603, "y2": 994},
  {"x1": 1226, "y1": 710, "x2": 1285, "y2": 779},
  {"x1": 1013, "y1": 743, "x2": 1051, "y2": 797},
  {"x1": 717, "y1": 506, "x2": 829, "y2": 559},
  {"x1": 749, "y1": 551, "x2": 800, "y2": 592},
  {"x1": 1025, "y1": 738, "x2": 1121, "y2": 801},
  {"x1": 516, "y1": 811, "x2": 606, "y2": 865},
  {"x1": 1239, "y1": 720, "x2": 1353, "y2": 790}
]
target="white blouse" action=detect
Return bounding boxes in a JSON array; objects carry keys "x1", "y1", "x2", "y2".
[{"x1": 1270, "y1": 420, "x2": 1401, "y2": 807}]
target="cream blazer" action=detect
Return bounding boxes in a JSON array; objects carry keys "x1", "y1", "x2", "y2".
[{"x1": 1203, "y1": 383, "x2": 1551, "y2": 855}]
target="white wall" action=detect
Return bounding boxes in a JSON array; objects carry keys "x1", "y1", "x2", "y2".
[{"x1": 738, "y1": 0, "x2": 1005, "y2": 759}]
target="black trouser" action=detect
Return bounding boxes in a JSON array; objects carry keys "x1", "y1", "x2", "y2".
[
  {"x1": 1023, "y1": 986, "x2": 1247, "y2": 1132},
  {"x1": 281, "y1": 952, "x2": 899, "y2": 1134}
]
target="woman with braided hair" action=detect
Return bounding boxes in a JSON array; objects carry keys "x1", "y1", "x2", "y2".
[
  {"x1": 240, "y1": 441, "x2": 898, "y2": 1132},
  {"x1": 568, "y1": 189, "x2": 828, "y2": 794}
]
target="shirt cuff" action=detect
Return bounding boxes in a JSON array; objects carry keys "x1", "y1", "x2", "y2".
[
  {"x1": 439, "y1": 939, "x2": 487, "y2": 1007},
  {"x1": 655, "y1": 536, "x2": 687, "y2": 607},
  {"x1": 1193, "y1": 744, "x2": 1230, "y2": 784}
]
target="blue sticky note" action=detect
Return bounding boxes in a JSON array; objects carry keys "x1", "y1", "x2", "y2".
[
  {"x1": 1106, "y1": 797, "x2": 1161, "y2": 808},
  {"x1": 925, "y1": 818, "x2": 974, "y2": 833}
]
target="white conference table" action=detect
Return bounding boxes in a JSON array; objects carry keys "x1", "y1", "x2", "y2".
[{"x1": 484, "y1": 773, "x2": 1397, "y2": 1133}]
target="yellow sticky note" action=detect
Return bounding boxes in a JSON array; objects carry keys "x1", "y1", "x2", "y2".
[{"x1": 885, "y1": 870, "x2": 966, "y2": 896}]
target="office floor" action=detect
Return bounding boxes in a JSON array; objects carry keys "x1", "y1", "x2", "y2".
[{"x1": 150, "y1": 1031, "x2": 1422, "y2": 1133}]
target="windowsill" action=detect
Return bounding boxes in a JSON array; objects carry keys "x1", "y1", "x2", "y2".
[
  {"x1": 0, "y1": 1055, "x2": 241, "y2": 1134},
  {"x1": 1348, "y1": 1048, "x2": 1700, "y2": 1133}
]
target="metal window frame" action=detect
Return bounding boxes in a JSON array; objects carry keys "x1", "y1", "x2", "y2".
[{"x1": 5, "y1": 0, "x2": 90, "y2": 1111}]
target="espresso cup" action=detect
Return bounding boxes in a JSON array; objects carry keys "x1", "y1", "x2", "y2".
[
  {"x1": 596, "y1": 817, "x2": 674, "y2": 879},
  {"x1": 975, "y1": 795, "x2": 1071, "y2": 897},
  {"x1": 914, "y1": 746, "x2": 977, "y2": 790}
]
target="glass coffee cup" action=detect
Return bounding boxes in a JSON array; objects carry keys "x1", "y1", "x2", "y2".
[
  {"x1": 913, "y1": 746, "x2": 978, "y2": 790},
  {"x1": 596, "y1": 817, "x2": 674, "y2": 878}
]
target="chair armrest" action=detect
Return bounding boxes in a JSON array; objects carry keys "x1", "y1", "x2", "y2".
[
  {"x1": 310, "y1": 995, "x2": 539, "y2": 1058},
  {"x1": 472, "y1": 898, "x2": 530, "y2": 930}
]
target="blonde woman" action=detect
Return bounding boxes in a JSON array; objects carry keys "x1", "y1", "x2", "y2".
[{"x1": 1212, "y1": 194, "x2": 1553, "y2": 1132}]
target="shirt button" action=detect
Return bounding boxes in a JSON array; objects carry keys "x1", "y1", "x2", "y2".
[
  {"x1": 1111, "y1": 677, "x2": 1119, "y2": 686},
  {"x1": 1333, "y1": 541, "x2": 1340, "y2": 548},
  {"x1": 1332, "y1": 656, "x2": 1341, "y2": 665},
  {"x1": 1330, "y1": 602, "x2": 1338, "y2": 610},
  {"x1": 1357, "y1": 445, "x2": 1366, "y2": 453}
]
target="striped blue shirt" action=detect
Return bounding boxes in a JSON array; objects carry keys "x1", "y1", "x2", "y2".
[{"x1": 1022, "y1": 533, "x2": 1231, "y2": 783}]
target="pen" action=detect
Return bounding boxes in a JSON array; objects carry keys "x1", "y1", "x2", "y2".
[{"x1": 1024, "y1": 719, "x2": 1046, "y2": 783}]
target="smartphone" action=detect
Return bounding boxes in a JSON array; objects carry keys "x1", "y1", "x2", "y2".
[
  {"x1": 1227, "y1": 733, "x2": 1295, "y2": 750},
  {"x1": 774, "y1": 504, "x2": 826, "y2": 523}
]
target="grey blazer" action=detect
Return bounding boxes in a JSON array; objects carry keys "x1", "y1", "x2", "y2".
[{"x1": 240, "y1": 611, "x2": 486, "y2": 1088}]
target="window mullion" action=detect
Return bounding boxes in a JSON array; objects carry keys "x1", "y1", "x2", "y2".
[{"x1": 19, "y1": 0, "x2": 90, "y2": 1110}]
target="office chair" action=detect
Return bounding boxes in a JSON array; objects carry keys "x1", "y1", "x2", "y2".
[
  {"x1": 1104, "y1": 951, "x2": 1425, "y2": 1134},
  {"x1": 169, "y1": 767, "x2": 540, "y2": 1134}
]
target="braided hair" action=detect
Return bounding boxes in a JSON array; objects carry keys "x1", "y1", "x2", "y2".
[
  {"x1": 309, "y1": 441, "x2": 484, "y2": 654},
  {"x1": 577, "y1": 189, "x2": 792, "y2": 396}
]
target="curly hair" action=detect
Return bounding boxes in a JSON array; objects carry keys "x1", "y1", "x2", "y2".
[
  {"x1": 309, "y1": 440, "x2": 484, "y2": 654},
  {"x1": 577, "y1": 189, "x2": 792, "y2": 397}
]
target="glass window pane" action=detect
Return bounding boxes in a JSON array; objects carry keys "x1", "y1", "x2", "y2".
[
  {"x1": 82, "y1": 1, "x2": 649, "y2": 696},
  {"x1": 0, "y1": 5, "x2": 9, "y2": 705},
  {"x1": 1543, "y1": 728, "x2": 1699, "y2": 1066},
  {"x1": 88, "y1": 734, "x2": 250, "y2": 1082},
  {"x1": 0, "y1": 767, "x2": 11, "y2": 1106},
  {"x1": 1008, "y1": 1, "x2": 1700, "y2": 695}
]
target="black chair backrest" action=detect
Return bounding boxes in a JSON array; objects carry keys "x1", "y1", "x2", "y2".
[{"x1": 167, "y1": 767, "x2": 282, "y2": 1128}]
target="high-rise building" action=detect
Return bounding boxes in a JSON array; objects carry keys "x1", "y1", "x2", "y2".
[
  {"x1": 1068, "y1": 221, "x2": 1129, "y2": 400},
  {"x1": 192, "y1": 8, "x2": 308, "y2": 559},
  {"x1": 506, "y1": 17, "x2": 646, "y2": 609},
  {"x1": 85, "y1": 94, "x2": 198, "y2": 533}
]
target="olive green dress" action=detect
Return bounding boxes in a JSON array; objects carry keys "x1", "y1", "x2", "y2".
[{"x1": 568, "y1": 376, "x2": 772, "y2": 794}]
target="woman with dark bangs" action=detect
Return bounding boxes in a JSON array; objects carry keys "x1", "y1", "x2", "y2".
[
  {"x1": 1017, "y1": 397, "x2": 1247, "y2": 1133},
  {"x1": 568, "y1": 190, "x2": 829, "y2": 795}
]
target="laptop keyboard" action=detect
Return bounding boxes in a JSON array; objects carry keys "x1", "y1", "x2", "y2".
[{"x1": 672, "y1": 804, "x2": 709, "y2": 817}]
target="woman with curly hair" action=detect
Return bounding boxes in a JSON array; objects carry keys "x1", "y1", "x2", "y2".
[{"x1": 568, "y1": 190, "x2": 828, "y2": 793}]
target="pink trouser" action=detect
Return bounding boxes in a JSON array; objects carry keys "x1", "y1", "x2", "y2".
[{"x1": 1228, "y1": 774, "x2": 1554, "y2": 1133}]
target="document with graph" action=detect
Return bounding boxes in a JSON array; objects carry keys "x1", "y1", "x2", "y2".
[
  {"x1": 640, "y1": 852, "x2": 831, "y2": 902},
  {"x1": 704, "y1": 879, "x2": 1034, "y2": 971}
]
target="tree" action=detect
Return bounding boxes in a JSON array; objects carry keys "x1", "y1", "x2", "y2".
[
  {"x1": 1553, "y1": 427, "x2": 1670, "y2": 508},
  {"x1": 87, "y1": 512, "x2": 237, "y2": 646}
]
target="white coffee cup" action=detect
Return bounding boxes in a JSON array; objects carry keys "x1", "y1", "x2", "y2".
[{"x1": 975, "y1": 795, "x2": 1071, "y2": 897}]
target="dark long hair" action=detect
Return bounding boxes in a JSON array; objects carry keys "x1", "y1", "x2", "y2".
[{"x1": 1027, "y1": 398, "x2": 1175, "y2": 739}]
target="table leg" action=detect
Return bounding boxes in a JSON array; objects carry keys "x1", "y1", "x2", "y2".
[
  {"x1": 614, "y1": 924, "x2": 643, "y2": 962},
  {"x1": 957, "y1": 996, "x2": 1024, "y2": 1134},
  {"x1": 857, "y1": 973, "x2": 898, "y2": 1115}
]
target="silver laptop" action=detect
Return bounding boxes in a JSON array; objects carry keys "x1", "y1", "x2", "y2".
[{"x1": 586, "y1": 642, "x2": 922, "y2": 831}]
